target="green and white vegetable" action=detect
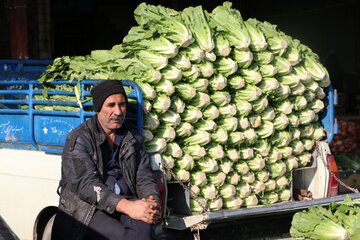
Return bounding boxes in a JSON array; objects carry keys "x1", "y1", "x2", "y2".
[
  {"x1": 290, "y1": 196, "x2": 360, "y2": 240},
  {"x1": 38, "y1": 1, "x2": 331, "y2": 214}
]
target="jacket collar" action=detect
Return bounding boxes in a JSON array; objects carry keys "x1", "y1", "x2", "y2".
[{"x1": 89, "y1": 116, "x2": 107, "y2": 147}]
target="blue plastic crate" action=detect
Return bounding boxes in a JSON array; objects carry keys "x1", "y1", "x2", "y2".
[
  {"x1": 0, "y1": 80, "x2": 143, "y2": 154},
  {"x1": 0, "y1": 114, "x2": 31, "y2": 143}
]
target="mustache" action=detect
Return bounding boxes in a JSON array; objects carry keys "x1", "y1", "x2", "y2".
[{"x1": 110, "y1": 115, "x2": 124, "y2": 121}]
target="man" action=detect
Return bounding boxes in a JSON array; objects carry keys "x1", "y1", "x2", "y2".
[{"x1": 51, "y1": 80, "x2": 161, "y2": 240}]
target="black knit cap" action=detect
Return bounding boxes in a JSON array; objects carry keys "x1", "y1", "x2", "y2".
[{"x1": 90, "y1": 80, "x2": 127, "y2": 112}]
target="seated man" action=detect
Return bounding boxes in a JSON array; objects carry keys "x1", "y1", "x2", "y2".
[{"x1": 51, "y1": 80, "x2": 160, "y2": 240}]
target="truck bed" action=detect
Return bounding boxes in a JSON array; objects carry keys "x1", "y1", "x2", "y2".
[
  {"x1": 153, "y1": 192, "x2": 360, "y2": 240},
  {"x1": 164, "y1": 192, "x2": 360, "y2": 230}
]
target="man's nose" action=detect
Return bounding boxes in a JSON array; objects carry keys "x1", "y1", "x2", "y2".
[{"x1": 113, "y1": 105, "x2": 124, "y2": 115}]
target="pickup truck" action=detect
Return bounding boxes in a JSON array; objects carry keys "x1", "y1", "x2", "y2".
[{"x1": 1, "y1": 61, "x2": 360, "y2": 240}]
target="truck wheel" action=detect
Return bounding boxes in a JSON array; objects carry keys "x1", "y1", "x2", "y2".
[{"x1": 41, "y1": 215, "x2": 55, "y2": 240}]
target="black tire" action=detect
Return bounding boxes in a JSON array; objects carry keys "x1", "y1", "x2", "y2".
[{"x1": 41, "y1": 215, "x2": 55, "y2": 240}]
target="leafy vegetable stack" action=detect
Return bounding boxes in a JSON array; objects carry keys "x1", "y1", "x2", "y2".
[
  {"x1": 39, "y1": 2, "x2": 331, "y2": 213},
  {"x1": 290, "y1": 195, "x2": 360, "y2": 240}
]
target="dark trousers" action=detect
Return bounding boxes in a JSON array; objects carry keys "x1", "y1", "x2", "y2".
[{"x1": 84, "y1": 210, "x2": 154, "y2": 240}]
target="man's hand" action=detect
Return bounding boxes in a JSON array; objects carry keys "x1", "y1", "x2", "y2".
[
  {"x1": 116, "y1": 196, "x2": 161, "y2": 224},
  {"x1": 146, "y1": 195, "x2": 162, "y2": 223}
]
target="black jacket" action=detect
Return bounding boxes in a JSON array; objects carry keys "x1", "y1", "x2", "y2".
[{"x1": 51, "y1": 116, "x2": 159, "y2": 240}]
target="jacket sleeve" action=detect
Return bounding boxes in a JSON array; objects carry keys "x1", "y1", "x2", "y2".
[
  {"x1": 61, "y1": 131, "x2": 122, "y2": 214},
  {"x1": 133, "y1": 135, "x2": 160, "y2": 201}
]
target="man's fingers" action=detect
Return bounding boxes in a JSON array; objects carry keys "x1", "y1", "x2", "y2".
[
  {"x1": 142, "y1": 213, "x2": 156, "y2": 224},
  {"x1": 147, "y1": 208, "x2": 157, "y2": 216},
  {"x1": 146, "y1": 197, "x2": 160, "y2": 208},
  {"x1": 147, "y1": 195, "x2": 155, "y2": 200},
  {"x1": 146, "y1": 197, "x2": 157, "y2": 204},
  {"x1": 142, "y1": 211, "x2": 161, "y2": 225}
]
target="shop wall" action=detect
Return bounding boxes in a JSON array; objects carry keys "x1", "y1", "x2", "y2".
[{"x1": 0, "y1": 1, "x2": 11, "y2": 58}]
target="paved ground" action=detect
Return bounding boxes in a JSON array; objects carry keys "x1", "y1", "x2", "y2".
[{"x1": 0, "y1": 216, "x2": 18, "y2": 240}]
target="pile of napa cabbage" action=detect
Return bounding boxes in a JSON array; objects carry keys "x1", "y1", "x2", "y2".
[{"x1": 38, "y1": 2, "x2": 331, "y2": 213}]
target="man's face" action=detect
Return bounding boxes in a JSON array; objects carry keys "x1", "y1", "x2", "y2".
[{"x1": 97, "y1": 93, "x2": 127, "y2": 133}]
